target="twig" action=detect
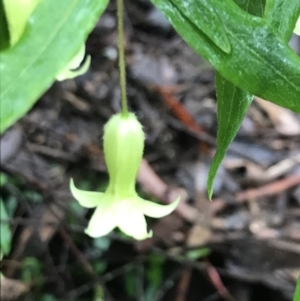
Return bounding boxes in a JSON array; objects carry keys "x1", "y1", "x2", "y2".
[
  {"x1": 155, "y1": 85, "x2": 211, "y2": 154},
  {"x1": 58, "y1": 228, "x2": 98, "y2": 279},
  {"x1": 176, "y1": 268, "x2": 192, "y2": 301},
  {"x1": 138, "y1": 159, "x2": 198, "y2": 222},
  {"x1": 206, "y1": 261, "x2": 236, "y2": 301},
  {"x1": 212, "y1": 174, "x2": 300, "y2": 213}
]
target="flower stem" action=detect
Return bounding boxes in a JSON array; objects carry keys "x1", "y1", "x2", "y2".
[{"x1": 117, "y1": 0, "x2": 128, "y2": 116}]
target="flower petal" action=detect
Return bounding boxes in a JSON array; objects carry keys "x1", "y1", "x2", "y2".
[
  {"x1": 85, "y1": 199, "x2": 117, "y2": 238},
  {"x1": 70, "y1": 179, "x2": 103, "y2": 208},
  {"x1": 117, "y1": 201, "x2": 152, "y2": 240},
  {"x1": 294, "y1": 17, "x2": 300, "y2": 35},
  {"x1": 139, "y1": 197, "x2": 180, "y2": 218},
  {"x1": 56, "y1": 45, "x2": 90, "y2": 81}
]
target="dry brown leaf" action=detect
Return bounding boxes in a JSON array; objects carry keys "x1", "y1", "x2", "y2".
[{"x1": 255, "y1": 97, "x2": 300, "y2": 135}]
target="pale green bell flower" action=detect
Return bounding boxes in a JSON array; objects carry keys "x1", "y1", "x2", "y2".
[
  {"x1": 71, "y1": 113, "x2": 179, "y2": 240},
  {"x1": 294, "y1": 17, "x2": 300, "y2": 36}
]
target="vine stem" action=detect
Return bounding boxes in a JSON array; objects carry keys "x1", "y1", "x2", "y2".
[{"x1": 117, "y1": 0, "x2": 128, "y2": 116}]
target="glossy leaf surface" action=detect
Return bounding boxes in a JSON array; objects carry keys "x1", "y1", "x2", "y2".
[
  {"x1": 0, "y1": 0, "x2": 109, "y2": 134},
  {"x1": 208, "y1": 0, "x2": 266, "y2": 197},
  {"x1": 208, "y1": 75, "x2": 253, "y2": 197},
  {"x1": 170, "y1": 0, "x2": 231, "y2": 53},
  {"x1": 151, "y1": 0, "x2": 300, "y2": 112}
]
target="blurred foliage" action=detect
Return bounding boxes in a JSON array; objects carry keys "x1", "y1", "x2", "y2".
[
  {"x1": 0, "y1": 172, "x2": 8, "y2": 186},
  {"x1": 0, "y1": 198, "x2": 12, "y2": 258},
  {"x1": 21, "y1": 257, "x2": 43, "y2": 282},
  {"x1": 23, "y1": 190, "x2": 43, "y2": 203},
  {"x1": 124, "y1": 254, "x2": 166, "y2": 299},
  {"x1": 93, "y1": 285, "x2": 105, "y2": 301},
  {"x1": 146, "y1": 254, "x2": 166, "y2": 289},
  {"x1": 151, "y1": 0, "x2": 300, "y2": 197},
  {"x1": 39, "y1": 295, "x2": 58, "y2": 301},
  {"x1": 294, "y1": 275, "x2": 300, "y2": 301},
  {"x1": 185, "y1": 248, "x2": 211, "y2": 260}
]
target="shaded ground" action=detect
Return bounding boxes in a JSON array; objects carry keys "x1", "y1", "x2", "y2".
[{"x1": 1, "y1": 1, "x2": 300, "y2": 301}]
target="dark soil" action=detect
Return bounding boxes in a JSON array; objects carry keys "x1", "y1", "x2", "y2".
[{"x1": 1, "y1": 1, "x2": 300, "y2": 301}]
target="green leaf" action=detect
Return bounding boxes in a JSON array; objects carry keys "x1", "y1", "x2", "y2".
[
  {"x1": 0, "y1": 172, "x2": 8, "y2": 186},
  {"x1": 294, "y1": 275, "x2": 300, "y2": 301},
  {"x1": 233, "y1": 0, "x2": 266, "y2": 16},
  {"x1": 93, "y1": 261, "x2": 107, "y2": 274},
  {"x1": 0, "y1": 199, "x2": 12, "y2": 257},
  {"x1": 170, "y1": 0, "x2": 231, "y2": 53},
  {"x1": 186, "y1": 247, "x2": 211, "y2": 260},
  {"x1": 208, "y1": 75, "x2": 253, "y2": 198},
  {"x1": 3, "y1": 0, "x2": 40, "y2": 46},
  {"x1": 0, "y1": 0, "x2": 109, "y2": 134},
  {"x1": 147, "y1": 254, "x2": 165, "y2": 288},
  {"x1": 94, "y1": 285, "x2": 105, "y2": 301},
  {"x1": 5, "y1": 196, "x2": 17, "y2": 217},
  {"x1": 39, "y1": 295, "x2": 58, "y2": 301},
  {"x1": 208, "y1": 0, "x2": 265, "y2": 197},
  {"x1": 124, "y1": 269, "x2": 137, "y2": 298},
  {"x1": 264, "y1": 0, "x2": 300, "y2": 42},
  {"x1": 150, "y1": 0, "x2": 300, "y2": 113},
  {"x1": 21, "y1": 257, "x2": 42, "y2": 282},
  {"x1": 207, "y1": 0, "x2": 300, "y2": 197},
  {"x1": 23, "y1": 190, "x2": 43, "y2": 203}
]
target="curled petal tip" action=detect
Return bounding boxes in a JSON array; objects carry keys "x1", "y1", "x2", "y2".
[
  {"x1": 70, "y1": 179, "x2": 103, "y2": 208},
  {"x1": 140, "y1": 197, "x2": 180, "y2": 218},
  {"x1": 136, "y1": 230, "x2": 153, "y2": 241},
  {"x1": 56, "y1": 46, "x2": 90, "y2": 81}
]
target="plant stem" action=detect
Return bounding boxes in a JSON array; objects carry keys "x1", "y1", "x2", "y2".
[{"x1": 117, "y1": 0, "x2": 128, "y2": 116}]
